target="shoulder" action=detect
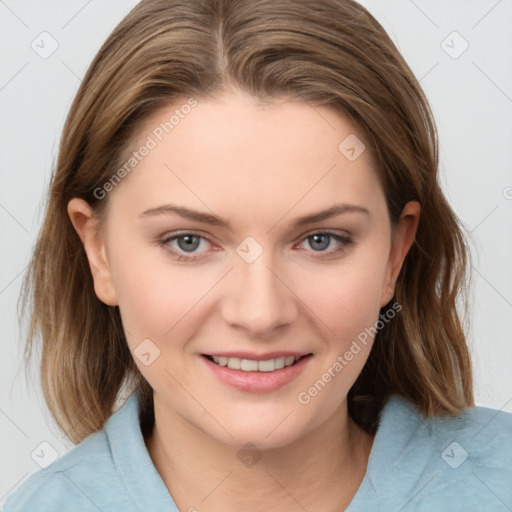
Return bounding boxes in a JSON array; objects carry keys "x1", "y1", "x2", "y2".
[
  {"x1": 379, "y1": 394, "x2": 512, "y2": 453},
  {"x1": 1, "y1": 395, "x2": 144, "y2": 512},
  {"x1": 2, "y1": 392, "x2": 175, "y2": 512},
  {"x1": 399, "y1": 397, "x2": 512, "y2": 470},
  {"x1": 1, "y1": 429, "x2": 132, "y2": 512},
  {"x1": 359, "y1": 396, "x2": 512, "y2": 511}
]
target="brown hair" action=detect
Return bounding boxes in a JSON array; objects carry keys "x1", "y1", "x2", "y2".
[{"x1": 20, "y1": 0, "x2": 473, "y2": 444}]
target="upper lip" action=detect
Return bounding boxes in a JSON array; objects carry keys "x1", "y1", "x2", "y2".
[{"x1": 202, "y1": 351, "x2": 312, "y2": 360}]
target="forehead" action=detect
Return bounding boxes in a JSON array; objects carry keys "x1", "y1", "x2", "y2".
[{"x1": 110, "y1": 90, "x2": 384, "y2": 224}]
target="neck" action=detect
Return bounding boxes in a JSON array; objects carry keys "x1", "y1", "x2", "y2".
[{"x1": 145, "y1": 393, "x2": 374, "y2": 512}]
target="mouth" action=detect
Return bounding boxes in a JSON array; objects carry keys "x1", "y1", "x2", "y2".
[
  {"x1": 201, "y1": 353, "x2": 312, "y2": 373},
  {"x1": 200, "y1": 352, "x2": 313, "y2": 392}
]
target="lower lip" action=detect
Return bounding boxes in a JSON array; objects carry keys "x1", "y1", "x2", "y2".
[{"x1": 201, "y1": 355, "x2": 312, "y2": 393}]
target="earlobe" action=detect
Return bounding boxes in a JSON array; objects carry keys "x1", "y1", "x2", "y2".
[
  {"x1": 380, "y1": 201, "x2": 421, "y2": 306},
  {"x1": 380, "y1": 283, "x2": 395, "y2": 308},
  {"x1": 67, "y1": 198, "x2": 119, "y2": 306}
]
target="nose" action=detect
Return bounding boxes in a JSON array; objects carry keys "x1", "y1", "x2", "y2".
[{"x1": 221, "y1": 253, "x2": 298, "y2": 338}]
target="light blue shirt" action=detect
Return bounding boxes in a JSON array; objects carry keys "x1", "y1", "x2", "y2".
[{"x1": 3, "y1": 391, "x2": 512, "y2": 511}]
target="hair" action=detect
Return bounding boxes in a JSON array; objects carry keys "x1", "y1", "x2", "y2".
[{"x1": 19, "y1": 0, "x2": 473, "y2": 444}]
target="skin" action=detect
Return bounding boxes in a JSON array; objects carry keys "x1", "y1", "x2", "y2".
[{"x1": 68, "y1": 88, "x2": 420, "y2": 511}]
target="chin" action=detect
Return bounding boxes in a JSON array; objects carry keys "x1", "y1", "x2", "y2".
[{"x1": 199, "y1": 406, "x2": 317, "y2": 451}]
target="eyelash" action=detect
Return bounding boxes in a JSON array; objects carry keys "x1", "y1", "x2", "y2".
[{"x1": 158, "y1": 231, "x2": 353, "y2": 262}]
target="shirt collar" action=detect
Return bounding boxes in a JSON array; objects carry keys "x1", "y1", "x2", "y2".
[
  {"x1": 105, "y1": 390, "x2": 178, "y2": 510},
  {"x1": 107, "y1": 391, "x2": 428, "y2": 510}
]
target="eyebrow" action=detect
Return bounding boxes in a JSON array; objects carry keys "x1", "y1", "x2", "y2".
[{"x1": 139, "y1": 203, "x2": 370, "y2": 228}]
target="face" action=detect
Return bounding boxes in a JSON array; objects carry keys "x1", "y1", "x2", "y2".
[{"x1": 70, "y1": 89, "x2": 419, "y2": 449}]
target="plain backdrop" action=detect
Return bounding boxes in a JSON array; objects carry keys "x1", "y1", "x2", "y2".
[{"x1": 1, "y1": 0, "x2": 511, "y2": 506}]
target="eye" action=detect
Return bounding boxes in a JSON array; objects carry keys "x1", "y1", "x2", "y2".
[
  {"x1": 159, "y1": 232, "x2": 213, "y2": 261},
  {"x1": 296, "y1": 231, "x2": 352, "y2": 256},
  {"x1": 159, "y1": 230, "x2": 353, "y2": 262}
]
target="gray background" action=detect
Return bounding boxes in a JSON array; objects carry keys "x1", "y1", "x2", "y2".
[{"x1": 1, "y1": 0, "x2": 511, "y2": 505}]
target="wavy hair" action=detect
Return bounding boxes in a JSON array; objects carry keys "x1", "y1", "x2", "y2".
[{"x1": 19, "y1": 0, "x2": 473, "y2": 444}]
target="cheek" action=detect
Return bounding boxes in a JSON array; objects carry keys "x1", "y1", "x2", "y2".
[
  {"x1": 108, "y1": 238, "x2": 208, "y2": 348},
  {"x1": 292, "y1": 263, "x2": 385, "y2": 422},
  {"x1": 292, "y1": 255, "x2": 388, "y2": 341}
]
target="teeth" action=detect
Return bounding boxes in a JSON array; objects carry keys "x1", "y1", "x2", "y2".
[
  {"x1": 210, "y1": 355, "x2": 300, "y2": 372},
  {"x1": 227, "y1": 357, "x2": 240, "y2": 370},
  {"x1": 285, "y1": 356, "x2": 295, "y2": 366},
  {"x1": 241, "y1": 359, "x2": 259, "y2": 371},
  {"x1": 258, "y1": 359, "x2": 276, "y2": 372}
]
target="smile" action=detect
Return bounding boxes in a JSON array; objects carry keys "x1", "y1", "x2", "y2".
[
  {"x1": 203, "y1": 355, "x2": 306, "y2": 372},
  {"x1": 200, "y1": 353, "x2": 313, "y2": 392}
]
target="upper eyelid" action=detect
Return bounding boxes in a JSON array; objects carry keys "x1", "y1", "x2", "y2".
[{"x1": 161, "y1": 228, "x2": 351, "y2": 242}]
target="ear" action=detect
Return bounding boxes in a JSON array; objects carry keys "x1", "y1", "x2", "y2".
[
  {"x1": 380, "y1": 201, "x2": 421, "y2": 307},
  {"x1": 67, "y1": 198, "x2": 118, "y2": 306}
]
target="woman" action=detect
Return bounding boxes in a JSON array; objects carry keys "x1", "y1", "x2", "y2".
[{"x1": 5, "y1": 0, "x2": 511, "y2": 510}]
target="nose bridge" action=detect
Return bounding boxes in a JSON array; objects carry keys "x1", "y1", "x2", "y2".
[{"x1": 222, "y1": 244, "x2": 297, "y2": 336}]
